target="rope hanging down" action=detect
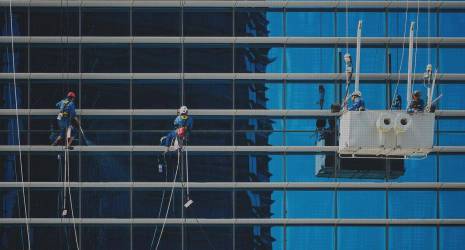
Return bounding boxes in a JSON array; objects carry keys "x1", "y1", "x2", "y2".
[{"x1": 7, "y1": 1, "x2": 31, "y2": 249}]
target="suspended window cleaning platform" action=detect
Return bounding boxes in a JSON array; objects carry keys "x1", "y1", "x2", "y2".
[{"x1": 338, "y1": 110, "x2": 435, "y2": 158}]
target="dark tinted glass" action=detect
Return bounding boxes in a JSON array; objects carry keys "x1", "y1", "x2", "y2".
[
  {"x1": 82, "y1": 44, "x2": 130, "y2": 73},
  {"x1": 184, "y1": 80, "x2": 233, "y2": 109},
  {"x1": 29, "y1": 80, "x2": 78, "y2": 108},
  {"x1": 235, "y1": 8, "x2": 284, "y2": 37},
  {"x1": 30, "y1": 7, "x2": 78, "y2": 36},
  {"x1": 81, "y1": 8, "x2": 130, "y2": 36},
  {"x1": 0, "y1": 44, "x2": 28, "y2": 73},
  {"x1": 183, "y1": 8, "x2": 232, "y2": 36},
  {"x1": 81, "y1": 225, "x2": 130, "y2": 250},
  {"x1": 0, "y1": 7, "x2": 28, "y2": 36},
  {"x1": 0, "y1": 80, "x2": 28, "y2": 109},
  {"x1": 132, "y1": 80, "x2": 181, "y2": 109},
  {"x1": 132, "y1": 8, "x2": 180, "y2": 36},
  {"x1": 30, "y1": 44, "x2": 79, "y2": 73},
  {"x1": 81, "y1": 80, "x2": 130, "y2": 109},
  {"x1": 184, "y1": 45, "x2": 233, "y2": 73},
  {"x1": 133, "y1": 44, "x2": 181, "y2": 73},
  {"x1": 185, "y1": 225, "x2": 233, "y2": 250}
]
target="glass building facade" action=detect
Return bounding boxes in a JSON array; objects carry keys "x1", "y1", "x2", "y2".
[{"x1": 1, "y1": 1, "x2": 465, "y2": 249}]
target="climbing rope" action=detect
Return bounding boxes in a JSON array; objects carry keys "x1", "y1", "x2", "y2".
[
  {"x1": 64, "y1": 133, "x2": 80, "y2": 250},
  {"x1": 7, "y1": 1, "x2": 31, "y2": 249},
  {"x1": 390, "y1": 0, "x2": 410, "y2": 110},
  {"x1": 154, "y1": 147, "x2": 181, "y2": 250},
  {"x1": 149, "y1": 153, "x2": 168, "y2": 250}
]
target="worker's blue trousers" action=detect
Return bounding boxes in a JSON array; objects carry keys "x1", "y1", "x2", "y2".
[{"x1": 161, "y1": 130, "x2": 176, "y2": 147}]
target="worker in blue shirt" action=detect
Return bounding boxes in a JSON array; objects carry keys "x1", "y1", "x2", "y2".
[
  {"x1": 160, "y1": 106, "x2": 193, "y2": 150},
  {"x1": 407, "y1": 90, "x2": 425, "y2": 113},
  {"x1": 348, "y1": 91, "x2": 366, "y2": 111},
  {"x1": 52, "y1": 91, "x2": 80, "y2": 147}
]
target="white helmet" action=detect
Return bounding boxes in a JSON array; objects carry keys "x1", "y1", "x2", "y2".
[
  {"x1": 351, "y1": 90, "x2": 362, "y2": 97},
  {"x1": 179, "y1": 106, "x2": 188, "y2": 114}
]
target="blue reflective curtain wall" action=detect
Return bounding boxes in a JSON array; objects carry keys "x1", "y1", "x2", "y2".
[{"x1": 0, "y1": 3, "x2": 465, "y2": 250}]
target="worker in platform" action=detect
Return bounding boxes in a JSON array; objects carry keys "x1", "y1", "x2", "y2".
[
  {"x1": 160, "y1": 106, "x2": 193, "y2": 150},
  {"x1": 407, "y1": 90, "x2": 425, "y2": 113},
  {"x1": 52, "y1": 91, "x2": 80, "y2": 148},
  {"x1": 348, "y1": 90, "x2": 365, "y2": 111}
]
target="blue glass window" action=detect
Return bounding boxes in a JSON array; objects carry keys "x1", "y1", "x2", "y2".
[
  {"x1": 235, "y1": 190, "x2": 283, "y2": 218},
  {"x1": 235, "y1": 80, "x2": 284, "y2": 109},
  {"x1": 395, "y1": 154, "x2": 437, "y2": 182},
  {"x1": 439, "y1": 11, "x2": 465, "y2": 37},
  {"x1": 287, "y1": 226, "x2": 334, "y2": 250},
  {"x1": 235, "y1": 45, "x2": 283, "y2": 73},
  {"x1": 389, "y1": 226, "x2": 437, "y2": 250},
  {"x1": 132, "y1": 8, "x2": 181, "y2": 36},
  {"x1": 286, "y1": 81, "x2": 336, "y2": 109},
  {"x1": 287, "y1": 154, "x2": 335, "y2": 182},
  {"x1": 0, "y1": 44, "x2": 28, "y2": 73},
  {"x1": 389, "y1": 190, "x2": 437, "y2": 219},
  {"x1": 235, "y1": 8, "x2": 284, "y2": 37},
  {"x1": 286, "y1": 47, "x2": 335, "y2": 73},
  {"x1": 287, "y1": 191, "x2": 334, "y2": 218},
  {"x1": 338, "y1": 190, "x2": 386, "y2": 219},
  {"x1": 235, "y1": 153, "x2": 285, "y2": 182},
  {"x1": 183, "y1": 8, "x2": 232, "y2": 36},
  {"x1": 440, "y1": 191, "x2": 465, "y2": 218},
  {"x1": 287, "y1": 11, "x2": 334, "y2": 37},
  {"x1": 439, "y1": 154, "x2": 465, "y2": 182},
  {"x1": 0, "y1": 7, "x2": 28, "y2": 36},
  {"x1": 337, "y1": 11, "x2": 386, "y2": 37},
  {"x1": 81, "y1": 8, "x2": 130, "y2": 36},
  {"x1": 439, "y1": 47, "x2": 465, "y2": 74},
  {"x1": 440, "y1": 226, "x2": 465, "y2": 250},
  {"x1": 132, "y1": 44, "x2": 181, "y2": 73},
  {"x1": 388, "y1": 11, "x2": 438, "y2": 37},
  {"x1": 390, "y1": 48, "x2": 437, "y2": 74},
  {"x1": 338, "y1": 226, "x2": 385, "y2": 250},
  {"x1": 437, "y1": 83, "x2": 465, "y2": 110}
]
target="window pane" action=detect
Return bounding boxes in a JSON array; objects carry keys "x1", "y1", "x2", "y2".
[
  {"x1": 183, "y1": 8, "x2": 232, "y2": 36},
  {"x1": 30, "y1": 7, "x2": 78, "y2": 36},
  {"x1": 81, "y1": 152, "x2": 130, "y2": 181},
  {"x1": 390, "y1": 48, "x2": 437, "y2": 74},
  {"x1": 235, "y1": 80, "x2": 284, "y2": 109},
  {"x1": 339, "y1": 47, "x2": 386, "y2": 73},
  {"x1": 185, "y1": 225, "x2": 233, "y2": 250},
  {"x1": 81, "y1": 8, "x2": 130, "y2": 36},
  {"x1": 286, "y1": 81, "x2": 336, "y2": 109},
  {"x1": 338, "y1": 11, "x2": 386, "y2": 37},
  {"x1": 236, "y1": 225, "x2": 283, "y2": 250},
  {"x1": 0, "y1": 188, "x2": 27, "y2": 218},
  {"x1": 132, "y1": 190, "x2": 182, "y2": 218},
  {"x1": 0, "y1": 7, "x2": 28, "y2": 36},
  {"x1": 439, "y1": 48, "x2": 465, "y2": 73},
  {"x1": 338, "y1": 226, "x2": 385, "y2": 250},
  {"x1": 132, "y1": 8, "x2": 180, "y2": 36},
  {"x1": 235, "y1": 8, "x2": 284, "y2": 37},
  {"x1": 81, "y1": 225, "x2": 130, "y2": 250},
  {"x1": 81, "y1": 189, "x2": 130, "y2": 218},
  {"x1": 184, "y1": 80, "x2": 232, "y2": 109},
  {"x1": 133, "y1": 44, "x2": 181, "y2": 73},
  {"x1": 235, "y1": 45, "x2": 283, "y2": 73},
  {"x1": 30, "y1": 80, "x2": 78, "y2": 108},
  {"x1": 440, "y1": 12, "x2": 465, "y2": 37},
  {"x1": 394, "y1": 154, "x2": 437, "y2": 182},
  {"x1": 31, "y1": 225, "x2": 78, "y2": 250},
  {"x1": 185, "y1": 191, "x2": 232, "y2": 218},
  {"x1": 437, "y1": 83, "x2": 465, "y2": 110},
  {"x1": 440, "y1": 191, "x2": 465, "y2": 218},
  {"x1": 286, "y1": 47, "x2": 334, "y2": 73},
  {"x1": 133, "y1": 80, "x2": 180, "y2": 109},
  {"x1": 235, "y1": 153, "x2": 285, "y2": 182},
  {"x1": 287, "y1": 11, "x2": 334, "y2": 36},
  {"x1": 82, "y1": 44, "x2": 130, "y2": 73},
  {"x1": 184, "y1": 45, "x2": 233, "y2": 73},
  {"x1": 338, "y1": 190, "x2": 385, "y2": 219},
  {"x1": 440, "y1": 226, "x2": 465, "y2": 250},
  {"x1": 388, "y1": 12, "x2": 438, "y2": 37},
  {"x1": 0, "y1": 44, "x2": 28, "y2": 73},
  {"x1": 389, "y1": 190, "x2": 437, "y2": 219},
  {"x1": 287, "y1": 154, "x2": 335, "y2": 182},
  {"x1": 29, "y1": 188, "x2": 78, "y2": 218},
  {"x1": 389, "y1": 226, "x2": 437, "y2": 250},
  {"x1": 235, "y1": 190, "x2": 284, "y2": 218},
  {"x1": 81, "y1": 80, "x2": 130, "y2": 109},
  {"x1": 188, "y1": 153, "x2": 233, "y2": 182},
  {"x1": 287, "y1": 191, "x2": 334, "y2": 218},
  {"x1": 30, "y1": 151, "x2": 78, "y2": 182},
  {"x1": 30, "y1": 44, "x2": 79, "y2": 73},
  {"x1": 133, "y1": 226, "x2": 182, "y2": 250},
  {"x1": 0, "y1": 80, "x2": 28, "y2": 109},
  {"x1": 287, "y1": 226, "x2": 334, "y2": 250},
  {"x1": 439, "y1": 155, "x2": 465, "y2": 182}
]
